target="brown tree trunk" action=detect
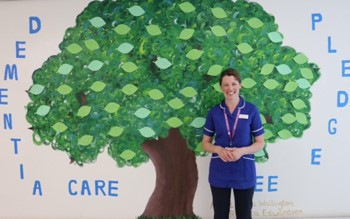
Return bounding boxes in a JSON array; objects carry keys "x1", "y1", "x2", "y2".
[{"x1": 140, "y1": 128, "x2": 198, "y2": 218}]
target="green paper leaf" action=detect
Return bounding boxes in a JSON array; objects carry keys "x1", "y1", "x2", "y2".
[
  {"x1": 237, "y1": 43, "x2": 253, "y2": 54},
  {"x1": 56, "y1": 84, "x2": 73, "y2": 95},
  {"x1": 291, "y1": 99, "x2": 307, "y2": 110},
  {"x1": 207, "y1": 65, "x2": 223, "y2": 76},
  {"x1": 281, "y1": 113, "x2": 296, "y2": 124},
  {"x1": 57, "y1": 64, "x2": 73, "y2": 75},
  {"x1": 88, "y1": 60, "x2": 104, "y2": 71},
  {"x1": 104, "y1": 102, "x2": 120, "y2": 113},
  {"x1": 78, "y1": 135, "x2": 93, "y2": 146},
  {"x1": 297, "y1": 78, "x2": 311, "y2": 89},
  {"x1": 167, "y1": 98, "x2": 185, "y2": 110},
  {"x1": 134, "y1": 108, "x2": 151, "y2": 119},
  {"x1": 263, "y1": 79, "x2": 279, "y2": 90},
  {"x1": 84, "y1": 39, "x2": 100, "y2": 51},
  {"x1": 179, "y1": 28, "x2": 194, "y2": 40},
  {"x1": 146, "y1": 25, "x2": 162, "y2": 36},
  {"x1": 66, "y1": 43, "x2": 82, "y2": 54},
  {"x1": 108, "y1": 126, "x2": 124, "y2": 137},
  {"x1": 278, "y1": 129, "x2": 292, "y2": 139},
  {"x1": 300, "y1": 68, "x2": 314, "y2": 80},
  {"x1": 77, "y1": 106, "x2": 91, "y2": 118},
  {"x1": 260, "y1": 64, "x2": 274, "y2": 75},
  {"x1": 186, "y1": 49, "x2": 204, "y2": 60},
  {"x1": 294, "y1": 53, "x2": 308, "y2": 64},
  {"x1": 35, "y1": 105, "x2": 50, "y2": 116},
  {"x1": 89, "y1": 17, "x2": 106, "y2": 28},
  {"x1": 120, "y1": 150, "x2": 136, "y2": 160},
  {"x1": 284, "y1": 81, "x2": 298, "y2": 92},
  {"x1": 52, "y1": 122, "x2": 68, "y2": 133},
  {"x1": 211, "y1": 7, "x2": 227, "y2": 19},
  {"x1": 180, "y1": 87, "x2": 198, "y2": 98},
  {"x1": 90, "y1": 81, "x2": 106, "y2": 92},
  {"x1": 148, "y1": 89, "x2": 164, "y2": 100},
  {"x1": 276, "y1": 64, "x2": 292, "y2": 75},
  {"x1": 138, "y1": 127, "x2": 156, "y2": 138},
  {"x1": 114, "y1": 24, "x2": 131, "y2": 35},
  {"x1": 122, "y1": 84, "x2": 138, "y2": 95},
  {"x1": 128, "y1": 5, "x2": 145, "y2": 17},
  {"x1": 210, "y1": 25, "x2": 227, "y2": 37},
  {"x1": 247, "y1": 18, "x2": 264, "y2": 29},
  {"x1": 166, "y1": 117, "x2": 183, "y2": 128},
  {"x1": 242, "y1": 78, "x2": 256, "y2": 89},
  {"x1": 295, "y1": 112, "x2": 308, "y2": 124},
  {"x1": 213, "y1": 82, "x2": 222, "y2": 93},
  {"x1": 268, "y1": 31, "x2": 283, "y2": 43},
  {"x1": 117, "y1": 43, "x2": 134, "y2": 54},
  {"x1": 29, "y1": 84, "x2": 45, "y2": 95},
  {"x1": 264, "y1": 129, "x2": 273, "y2": 140},
  {"x1": 190, "y1": 117, "x2": 206, "y2": 128},
  {"x1": 121, "y1": 62, "x2": 138, "y2": 73},
  {"x1": 179, "y1": 2, "x2": 195, "y2": 13},
  {"x1": 155, "y1": 58, "x2": 172, "y2": 69}
]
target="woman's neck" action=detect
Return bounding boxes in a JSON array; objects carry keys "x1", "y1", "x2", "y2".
[{"x1": 225, "y1": 97, "x2": 240, "y2": 113}]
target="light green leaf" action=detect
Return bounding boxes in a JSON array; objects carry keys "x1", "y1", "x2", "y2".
[
  {"x1": 297, "y1": 78, "x2": 311, "y2": 89},
  {"x1": 300, "y1": 68, "x2": 314, "y2": 80},
  {"x1": 210, "y1": 25, "x2": 227, "y2": 37},
  {"x1": 263, "y1": 79, "x2": 279, "y2": 90},
  {"x1": 114, "y1": 24, "x2": 131, "y2": 35},
  {"x1": 276, "y1": 64, "x2": 292, "y2": 75},
  {"x1": 281, "y1": 113, "x2": 296, "y2": 124},
  {"x1": 138, "y1": 127, "x2": 156, "y2": 138},
  {"x1": 155, "y1": 58, "x2": 172, "y2": 69},
  {"x1": 180, "y1": 87, "x2": 198, "y2": 98},
  {"x1": 278, "y1": 129, "x2": 292, "y2": 139},
  {"x1": 52, "y1": 122, "x2": 68, "y2": 133},
  {"x1": 88, "y1": 60, "x2": 104, "y2": 71},
  {"x1": 166, "y1": 117, "x2": 183, "y2": 128},
  {"x1": 284, "y1": 81, "x2": 298, "y2": 92},
  {"x1": 264, "y1": 129, "x2": 273, "y2": 140},
  {"x1": 294, "y1": 53, "x2": 308, "y2": 64},
  {"x1": 179, "y1": 28, "x2": 194, "y2": 40},
  {"x1": 117, "y1": 43, "x2": 134, "y2": 54},
  {"x1": 167, "y1": 98, "x2": 185, "y2": 110},
  {"x1": 207, "y1": 65, "x2": 223, "y2": 76},
  {"x1": 104, "y1": 102, "x2": 120, "y2": 113},
  {"x1": 120, "y1": 150, "x2": 136, "y2": 160},
  {"x1": 146, "y1": 25, "x2": 162, "y2": 36},
  {"x1": 260, "y1": 64, "x2": 274, "y2": 75},
  {"x1": 211, "y1": 7, "x2": 227, "y2": 19},
  {"x1": 122, "y1": 84, "x2": 138, "y2": 95},
  {"x1": 247, "y1": 18, "x2": 264, "y2": 29},
  {"x1": 291, "y1": 99, "x2": 307, "y2": 110},
  {"x1": 90, "y1": 81, "x2": 106, "y2": 92},
  {"x1": 77, "y1": 106, "x2": 91, "y2": 118},
  {"x1": 148, "y1": 89, "x2": 164, "y2": 100},
  {"x1": 128, "y1": 5, "x2": 145, "y2": 17},
  {"x1": 89, "y1": 17, "x2": 106, "y2": 28},
  {"x1": 186, "y1": 49, "x2": 204, "y2": 60},
  {"x1": 296, "y1": 112, "x2": 308, "y2": 124},
  {"x1": 190, "y1": 117, "x2": 206, "y2": 128},
  {"x1": 242, "y1": 78, "x2": 256, "y2": 89},
  {"x1": 268, "y1": 31, "x2": 283, "y2": 43},
  {"x1": 213, "y1": 82, "x2": 222, "y2": 93},
  {"x1": 108, "y1": 126, "x2": 124, "y2": 137},
  {"x1": 121, "y1": 62, "x2": 138, "y2": 73},
  {"x1": 84, "y1": 39, "x2": 100, "y2": 51},
  {"x1": 56, "y1": 84, "x2": 73, "y2": 95},
  {"x1": 57, "y1": 64, "x2": 73, "y2": 75},
  {"x1": 237, "y1": 43, "x2": 253, "y2": 54},
  {"x1": 29, "y1": 84, "x2": 45, "y2": 95},
  {"x1": 78, "y1": 135, "x2": 93, "y2": 146},
  {"x1": 134, "y1": 108, "x2": 151, "y2": 119},
  {"x1": 179, "y1": 2, "x2": 195, "y2": 13},
  {"x1": 66, "y1": 43, "x2": 82, "y2": 54},
  {"x1": 35, "y1": 105, "x2": 50, "y2": 116}
]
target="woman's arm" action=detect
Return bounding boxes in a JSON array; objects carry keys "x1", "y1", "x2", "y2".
[{"x1": 202, "y1": 134, "x2": 235, "y2": 162}]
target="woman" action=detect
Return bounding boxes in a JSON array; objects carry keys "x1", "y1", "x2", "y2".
[{"x1": 202, "y1": 68, "x2": 265, "y2": 219}]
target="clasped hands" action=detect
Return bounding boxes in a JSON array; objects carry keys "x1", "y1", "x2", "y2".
[{"x1": 217, "y1": 147, "x2": 244, "y2": 162}]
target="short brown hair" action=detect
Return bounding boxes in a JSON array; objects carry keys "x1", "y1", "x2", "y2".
[{"x1": 219, "y1": 68, "x2": 241, "y2": 85}]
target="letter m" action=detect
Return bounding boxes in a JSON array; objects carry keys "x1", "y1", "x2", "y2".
[{"x1": 4, "y1": 64, "x2": 18, "y2": 80}]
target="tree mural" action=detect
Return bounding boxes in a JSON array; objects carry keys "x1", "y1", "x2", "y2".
[{"x1": 26, "y1": 0, "x2": 320, "y2": 218}]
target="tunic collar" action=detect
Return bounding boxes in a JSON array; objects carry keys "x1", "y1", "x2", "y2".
[{"x1": 219, "y1": 96, "x2": 245, "y2": 111}]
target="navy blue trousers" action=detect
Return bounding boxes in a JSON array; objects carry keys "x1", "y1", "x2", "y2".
[{"x1": 210, "y1": 185, "x2": 255, "y2": 219}]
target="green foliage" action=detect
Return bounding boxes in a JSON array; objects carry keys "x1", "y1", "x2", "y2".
[{"x1": 26, "y1": 0, "x2": 320, "y2": 166}]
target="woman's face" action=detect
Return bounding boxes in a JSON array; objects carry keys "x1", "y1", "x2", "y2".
[{"x1": 221, "y1": 75, "x2": 241, "y2": 101}]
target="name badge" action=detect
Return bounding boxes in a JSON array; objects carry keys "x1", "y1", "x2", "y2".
[{"x1": 239, "y1": 114, "x2": 249, "y2": 119}]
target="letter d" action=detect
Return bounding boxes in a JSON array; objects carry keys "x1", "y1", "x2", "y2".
[
  {"x1": 337, "y1": 90, "x2": 348, "y2": 107},
  {"x1": 29, "y1": 16, "x2": 41, "y2": 34}
]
